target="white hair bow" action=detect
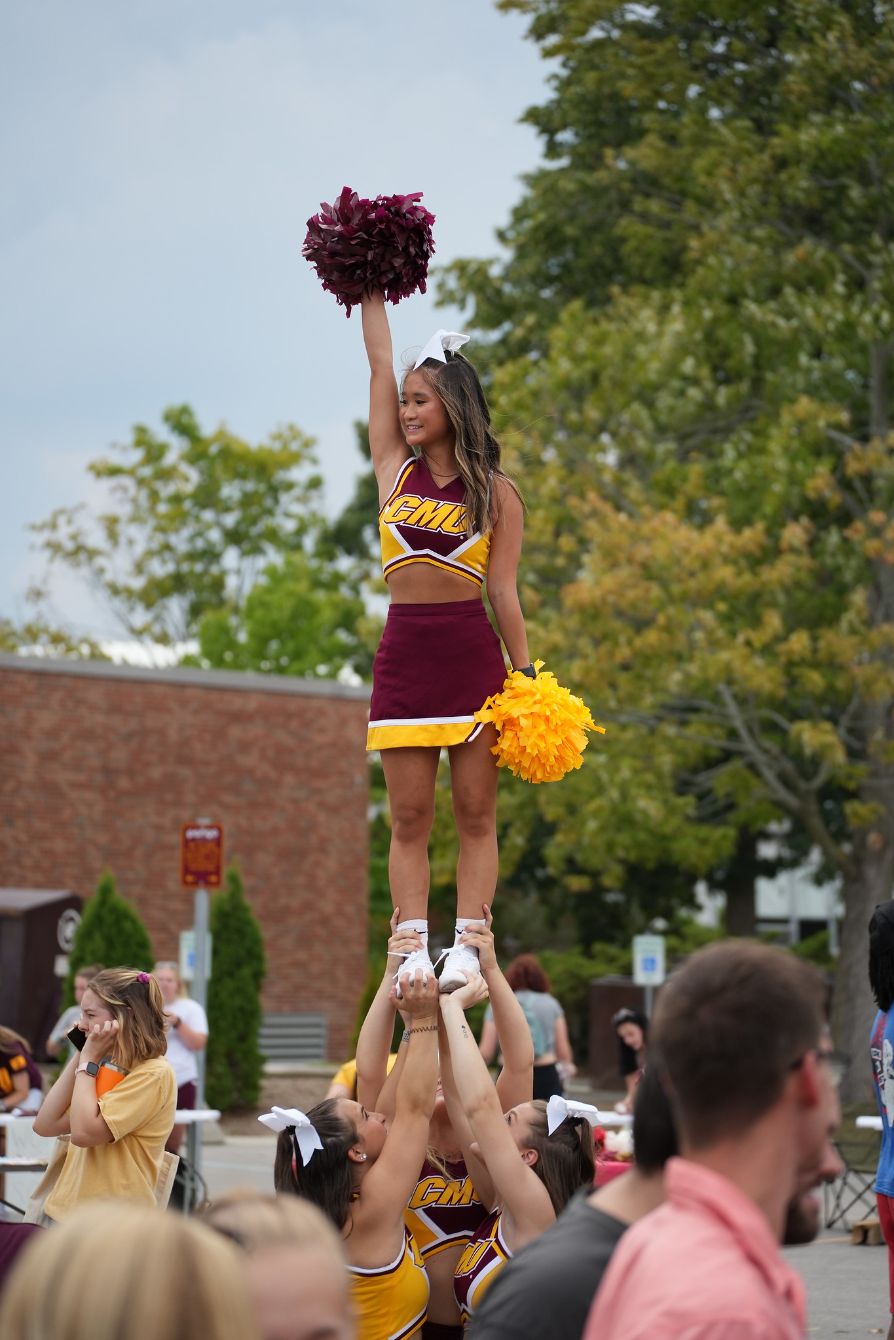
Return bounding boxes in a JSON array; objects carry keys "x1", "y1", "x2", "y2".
[
  {"x1": 258, "y1": 1105, "x2": 324, "y2": 1165},
  {"x1": 546, "y1": 1095, "x2": 602, "y2": 1136},
  {"x1": 413, "y1": 329, "x2": 470, "y2": 369}
]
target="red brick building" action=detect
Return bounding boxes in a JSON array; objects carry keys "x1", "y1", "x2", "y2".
[{"x1": 0, "y1": 654, "x2": 370, "y2": 1060}]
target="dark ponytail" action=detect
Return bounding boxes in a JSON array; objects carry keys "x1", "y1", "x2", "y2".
[
  {"x1": 526, "y1": 1101, "x2": 595, "y2": 1215},
  {"x1": 272, "y1": 1098, "x2": 358, "y2": 1233}
]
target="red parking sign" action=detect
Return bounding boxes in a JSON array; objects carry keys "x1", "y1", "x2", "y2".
[{"x1": 181, "y1": 823, "x2": 224, "y2": 888}]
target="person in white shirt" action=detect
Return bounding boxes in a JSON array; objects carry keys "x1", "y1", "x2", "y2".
[{"x1": 154, "y1": 960, "x2": 209, "y2": 1154}]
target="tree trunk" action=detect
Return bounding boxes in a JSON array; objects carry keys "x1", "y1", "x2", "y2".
[
  {"x1": 834, "y1": 814, "x2": 894, "y2": 1108},
  {"x1": 723, "y1": 828, "x2": 759, "y2": 938},
  {"x1": 833, "y1": 339, "x2": 894, "y2": 1106},
  {"x1": 835, "y1": 863, "x2": 878, "y2": 1107}
]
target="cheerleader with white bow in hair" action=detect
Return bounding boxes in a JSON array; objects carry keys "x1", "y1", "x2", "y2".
[
  {"x1": 260, "y1": 970, "x2": 439, "y2": 1340},
  {"x1": 438, "y1": 973, "x2": 598, "y2": 1325},
  {"x1": 303, "y1": 188, "x2": 600, "y2": 997}
]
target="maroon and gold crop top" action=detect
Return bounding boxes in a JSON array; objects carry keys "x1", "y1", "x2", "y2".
[
  {"x1": 404, "y1": 1155, "x2": 487, "y2": 1262},
  {"x1": 453, "y1": 1208, "x2": 512, "y2": 1323},
  {"x1": 379, "y1": 458, "x2": 491, "y2": 588}
]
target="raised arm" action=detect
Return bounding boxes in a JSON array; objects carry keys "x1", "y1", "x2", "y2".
[
  {"x1": 485, "y1": 478, "x2": 529, "y2": 671},
  {"x1": 355, "y1": 914, "x2": 420, "y2": 1111},
  {"x1": 479, "y1": 1015, "x2": 499, "y2": 1066},
  {"x1": 440, "y1": 980, "x2": 554, "y2": 1246},
  {"x1": 357, "y1": 974, "x2": 440, "y2": 1227},
  {"x1": 361, "y1": 292, "x2": 409, "y2": 494},
  {"x1": 34, "y1": 1020, "x2": 117, "y2": 1146},
  {"x1": 439, "y1": 1005, "x2": 497, "y2": 1210},
  {"x1": 460, "y1": 911, "x2": 533, "y2": 1111}
]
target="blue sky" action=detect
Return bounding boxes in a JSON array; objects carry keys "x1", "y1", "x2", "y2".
[{"x1": 1, "y1": 1, "x2": 550, "y2": 640}]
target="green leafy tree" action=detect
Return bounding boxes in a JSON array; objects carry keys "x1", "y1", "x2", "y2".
[
  {"x1": 0, "y1": 603, "x2": 106, "y2": 661},
  {"x1": 205, "y1": 863, "x2": 266, "y2": 1111},
  {"x1": 194, "y1": 550, "x2": 371, "y2": 679},
  {"x1": 64, "y1": 871, "x2": 154, "y2": 1005},
  {"x1": 435, "y1": 0, "x2": 894, "y2": 1099},
  {"x1": 32, "y1": 404, "x2": 331, "y2": 646}
]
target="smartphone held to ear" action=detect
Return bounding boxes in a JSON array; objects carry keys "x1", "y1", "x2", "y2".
[{"x1": 67, "y1": 1026, "x2": 87, "y2": 1052}]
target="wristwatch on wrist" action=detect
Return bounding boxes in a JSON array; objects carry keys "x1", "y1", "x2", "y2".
[{"x1": 76, "y1": 1061, "x2": 100, "y2": 1077}]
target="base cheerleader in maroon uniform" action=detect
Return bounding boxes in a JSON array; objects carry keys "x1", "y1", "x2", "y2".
[
  {"x1": 361, "y1": 294, "x2": 532, "y2": 991},
  {"x1": 439, "y1": 974, "x2": 597, "y2": 1325}
]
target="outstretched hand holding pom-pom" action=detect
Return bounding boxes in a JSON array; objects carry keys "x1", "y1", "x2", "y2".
[{"x1": 303, "y1": 186, "x2": 435, "y2": 316}]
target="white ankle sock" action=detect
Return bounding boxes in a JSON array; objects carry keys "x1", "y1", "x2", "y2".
[{"x1": 396, "y1": 919, "x2": 429, "y2": 953}]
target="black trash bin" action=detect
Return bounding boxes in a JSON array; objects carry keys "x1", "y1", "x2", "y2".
[{"x1": 0, "y1": 888, "x2": 84, "y2": 1057}]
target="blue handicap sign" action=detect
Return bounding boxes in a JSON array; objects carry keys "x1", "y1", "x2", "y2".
[{"x1": 642, "y1": 955, "x2": 657, "y2": 973}]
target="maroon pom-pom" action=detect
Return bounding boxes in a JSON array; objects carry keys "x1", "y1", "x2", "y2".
[{"x1": 302, "y1": 186, "x2": 436, "y2": 317}]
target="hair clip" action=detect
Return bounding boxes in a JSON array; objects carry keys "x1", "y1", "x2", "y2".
[{"x1": 137, "y1": 972, "x2": 150, "y2": 984}]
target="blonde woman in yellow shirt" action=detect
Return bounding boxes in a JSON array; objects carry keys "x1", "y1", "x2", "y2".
[{"x1": 33, "y1": 967, "x2": 176, "y2": 1221}]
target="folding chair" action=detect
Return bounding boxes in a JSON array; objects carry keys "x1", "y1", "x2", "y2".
[
  {"x1": 824, "y1": 1130, "x2": 880, "y2": 1230},
  {"x1": 154, "y1": 1151, "x2": 180, "y2": 1210},
  {"x1": 166, "y1": 1154, "x2": 208, "y2": 1215}
]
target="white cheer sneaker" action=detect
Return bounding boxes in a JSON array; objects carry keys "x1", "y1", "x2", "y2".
[
  {"x1": 395, "y1": 947, "x2": 436, "y2": 996},
  {"x1": 437, "y1": 942, "x2": 482, "y2": 994}
]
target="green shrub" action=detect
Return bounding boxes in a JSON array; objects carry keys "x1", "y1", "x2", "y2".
[
  {"x1": 789, "y1": 929, "x2": 836, "y2": 972},
  {"x1": 64, "y1": 871, "x2": 153, "y2": 1005},
  {"x1": 205, "y1": 863, "x2": 266, "y2": 1111}
]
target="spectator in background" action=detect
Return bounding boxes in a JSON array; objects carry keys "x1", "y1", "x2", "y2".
[
  {"x1": 479, "y1": 953, "x2": 575, "y2": 1101},
  {"x1": 0, "y1": 1201, "x2": 259, "y2": 1340},
  {"x1": 33, "y1": 968, "x2": 176, "y2": 1222},
  {"x1": 868, "y1": 899, "x2": 894, "y2": 1340},
  {"x1": 0, "y1": 1028, "x2": 42, "y2": 1115},
  {"x1": 326, "y1": 1052, "x2": 398, "y2": 1102},
  {"x1": 46, "y1": 964, "x2": 104, "y2": 1061},
  {"x1": 204, "y1": 1190, "x2": 354, "y2": 1340},
  {"x1": 611, "y1": 1008, "x2": 648, "y2": 1114},
  {"x1": 585, "y1": 941, "x2": 841, "y2": 1340},
  {"x1": 154, "y1": 961, "x2": 208, "y2": 1154}
]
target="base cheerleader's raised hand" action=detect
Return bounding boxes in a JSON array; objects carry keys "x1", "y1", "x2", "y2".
[{"x1": 474, "y1": 661, "x2": 605, "y2": 784}]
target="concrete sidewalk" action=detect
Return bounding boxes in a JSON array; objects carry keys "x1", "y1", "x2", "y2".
[{"x1": 201, "y1": 1134, "x2": 889, "y2": 1338}]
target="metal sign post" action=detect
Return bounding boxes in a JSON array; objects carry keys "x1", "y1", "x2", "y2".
[
  {"x1": 632, "y1": 933, "x2": 666, "y2": 1018},
  {"x1": 180, "y1": 820, "x2": 223, "y2": 1184},
  {"x1": 192, "y1": 881, "x2": 209, "y2": 1109}
]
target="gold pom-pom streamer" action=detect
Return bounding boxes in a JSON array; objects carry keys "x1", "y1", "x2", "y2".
[{"x1": 475, "y1": 661, "x2": 605, "y2": 783}]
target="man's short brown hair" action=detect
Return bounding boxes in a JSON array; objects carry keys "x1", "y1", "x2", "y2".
[{"x1": 652, "y1": 940, "x2": 826, "y2": 1148}]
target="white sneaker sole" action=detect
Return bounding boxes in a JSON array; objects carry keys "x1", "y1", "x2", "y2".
[{"x1": 438, "y1": 960, "x2": 481, "y2": 994}]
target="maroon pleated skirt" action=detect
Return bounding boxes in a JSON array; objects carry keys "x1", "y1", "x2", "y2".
[{"x1": 367, "y1": 599, "x2": 507, "y2": 750}]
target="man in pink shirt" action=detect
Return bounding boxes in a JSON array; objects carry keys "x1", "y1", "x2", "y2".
[{"x1": 584, "y1": 940, "x2": 842, "y2": 1340}]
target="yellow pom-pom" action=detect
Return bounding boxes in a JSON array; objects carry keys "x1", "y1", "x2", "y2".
[{"x1": 475, "y1": 661, "x2": 605, "y2": 783}]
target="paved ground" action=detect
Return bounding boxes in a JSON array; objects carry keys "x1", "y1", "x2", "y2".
[{"x1": 199, "y1": 1134, "x2": 891, "y2": 1338}]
